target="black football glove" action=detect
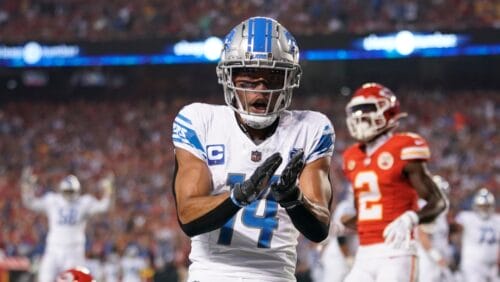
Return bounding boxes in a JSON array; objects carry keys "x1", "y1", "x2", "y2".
[
  {"x1": 231, "y1": 152, "x2": 283, "y2": 207},
  {"x1": 271, "y1": 150, "x2": 305, "y2": 208}
]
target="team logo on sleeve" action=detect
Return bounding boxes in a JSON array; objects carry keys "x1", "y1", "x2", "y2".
[
  {"x1": 251, "y1": 151, "x2": 262, "y2": 162},
  {"x1": 377, "y1": 152, "x2": 394, "y2": 170},
  {"x1": 207, "y1": 145, "x2": 225, "y2": 165},
  {"x1": 347, "y1": 160, "x2": 356, "y2": 171}
]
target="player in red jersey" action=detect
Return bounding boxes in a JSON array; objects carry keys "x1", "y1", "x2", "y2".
[{"x1": 341, "y1": 83, "x2": 447, "y2": 282}]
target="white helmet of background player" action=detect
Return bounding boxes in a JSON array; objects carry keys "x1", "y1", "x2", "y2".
[
  {"x1": 217, "y1": 17, "x2": 302, "y2": 129},
  {"x1": 472, "y1": 187, "x2": 495, "y2": 219},
  {"x1": 59, "y1": 174, "x2": 81, "y2": 201},
  {"x1": 432, "y1": 175, "x2": 450, "y2": 196},
  {"x1": 433, "y1": 175, "x2": 450, "y2": 209}
]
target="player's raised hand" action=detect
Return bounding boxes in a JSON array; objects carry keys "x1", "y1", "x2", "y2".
[
  {"x1": 383, "y1": 210, "x2": 419, "y2": 249},
  {"x1": 271, "y1": 150, "x2": 305, "y2": 208},
  {"x1": 98, "y1": 173, "x2": 115, "y2": 197},
  {"x1": 20, "y1": 166, "x2": 37, "y2": 192},
  {"x1": 231, "y1": 152, "x2": 282, "y2": 207}
]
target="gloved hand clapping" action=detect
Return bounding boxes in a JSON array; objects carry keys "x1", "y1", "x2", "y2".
[
  {"x1": 231, "y1": 152, "x2": 283, "y2": 207},
  {"x1": 271, "y1": 150, "x2": 305, "y2": 208}
]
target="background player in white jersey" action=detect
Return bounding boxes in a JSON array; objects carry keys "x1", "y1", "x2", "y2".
[
  {"x1": 20, "y1": 167, "x2": 114, "y2": 282},
  {"x1": 416, "y1": 175, "x2": 455, "y2": 282},
  {"x1": 120, "y1": 245, "x2": 150, "y2": 282},
  {"x1": 172, "y1": 16, "x2": 335, "y2": 282},
  {"x1": 455, "y1": 188, "x2": 499, "y2": 282},
  {"x1": 312, "y1": 196, "x2": 357, "y2": 282}
]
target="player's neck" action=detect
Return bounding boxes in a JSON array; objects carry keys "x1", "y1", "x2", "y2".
[
  {"x1": 364, "y1": 132, "x2": 392, "y2": 156},
  {"x1": 236, "y1": 115, "x2": 279, "y2": 144}
]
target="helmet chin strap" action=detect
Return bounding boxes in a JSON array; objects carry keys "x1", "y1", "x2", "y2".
[{"x1": 239, "y1": 112, "x2": 278, "y2": 129}]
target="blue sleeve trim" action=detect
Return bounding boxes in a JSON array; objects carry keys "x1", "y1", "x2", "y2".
[
  {"x1": 176, "y1": 114, "x2": 192, "y2": 125},
  {"x1": 307, "y1": 124, "x2": 335, "y2": 161},
  {"x1": 172, "y1": 120, "x2": 205, "y2": 156}
]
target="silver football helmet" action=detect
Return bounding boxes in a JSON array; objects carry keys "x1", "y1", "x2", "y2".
[
  {"x1": 217, "y1": 17, "x2": 302, "y2": 129},
  {"x1": 472, "y1": 187, "x2": 495, "y2": 219},
  {"x1": 59, "y1": 174, "x2": 81, "y2": 201}
]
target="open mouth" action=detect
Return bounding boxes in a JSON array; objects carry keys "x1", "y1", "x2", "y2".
[{"x1": 249, "y1": 101, "x2": 268, "y2": 113}]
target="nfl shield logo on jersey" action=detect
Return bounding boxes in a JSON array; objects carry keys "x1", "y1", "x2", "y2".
[
  {"x1": 251, "y1": 151, "x2": 262, "y2": 162},
  {"x1": 289, "y1": 148, "x2": 302, "y2": 160}
]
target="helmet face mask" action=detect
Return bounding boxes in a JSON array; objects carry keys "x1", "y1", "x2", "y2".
[
  {"x1": 59, "y1": 175, "x2": 81, "y2": 201},
  {"x1": 346, "y1": 83, "x2": 406, "y2": 142},
  {"x1": 217, "y1": 17, "x2": 302, "y2": 129}
]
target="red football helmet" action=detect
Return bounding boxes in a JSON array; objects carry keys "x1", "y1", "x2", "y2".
[
  {"x1": 345, "y1": 83, "x2": 406, "y2": 142},
  {"x1": 56, "y1": 267, "x2": 95, "y2": 282}
]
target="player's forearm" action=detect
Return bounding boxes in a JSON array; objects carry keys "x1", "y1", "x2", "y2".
[
  {"x1": 417, "y1": 201, "x2": 446, "y2": 224},
  {"x1": 285, "y1": 196, "x2": 330, "y2": 242},
  {"x1": 417, "y1": 182, "x2": 447, "y2": 224},
  {"x1": 21, "y1": 193, "x2": 34, "y2": 209},
  {"x1": 176, "y1": 193, "x2": 240, "y2": 237},
  {"x1": 341, "y1": 214, "x2": 357, "y2": 230},
  {"x1": 22, "y1": 196, "x2": 44, "y2": 212},
  {"x1": 417, "y1": 227, "x2": 433, "y2": 250},
  {"x1": 176, "y1": 192, "x2": 230, "y2": 223},
  {"x1": 93, "y1": 197, "x2": 112, "y2": 214}
]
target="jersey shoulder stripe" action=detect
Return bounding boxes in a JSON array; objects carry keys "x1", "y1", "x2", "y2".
[
  {"x1": 392, "y1": 132, "x2": 431, "y2": 161},
  {"x1": 172, "y1": 103, "x2": 214, "y2": 160},
  {"x1": 401, "y1": 146, "x2": 431, "y2": 160},
  {"x1": 308, "y1": 124, "x2": 334, "y2": 160},
  {"x1": 294, "y1": 111, "x2": 335, "y2": 162}
]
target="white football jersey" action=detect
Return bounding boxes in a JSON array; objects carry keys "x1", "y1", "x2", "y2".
[
  {"x1": 316, "y1": 199, "x2": 357, "y2": 282},
  {"x1": 417, "y1": 199, "x2": 451, "y2": 261},
  {"x1": 456, "y1": 211, "x2": 499, "y2": 265},
  {"x1": 120, "y1": 256, "x2": 148, "y2": 282},
  {"x1": 24, "y1": 192, "x2": 110, "y2": 249},
  {"x1": 173, "y1": 103, "x2": 335, "y2": 281}
]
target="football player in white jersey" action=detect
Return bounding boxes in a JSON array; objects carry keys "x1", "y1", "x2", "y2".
[
  {"x1": 455, "y1": 188, "x2": 499, "y2": 282},
  {"x1": 416, "y1": 175, "x2": 455, "y2": 282},
  {"x1": 172, "y1": 17, "x2": 335, "y2": 282},
  {"x1": 120, "y1": 245, "x2": 150, "y2": 282},
  {"x1": 20, "y1": 168, "x2": 114, "y2": 282},
  {"x1": 312, "y1": 197, "x2": 357, "y2": 282}
]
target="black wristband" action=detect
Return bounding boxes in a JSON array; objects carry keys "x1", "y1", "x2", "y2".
[
  {"x1": 285, "y1": 203, "x2": 329, "y2": 242},
  {"x1": 179, "y1": 197, "x2": 240, "y2": 237}
]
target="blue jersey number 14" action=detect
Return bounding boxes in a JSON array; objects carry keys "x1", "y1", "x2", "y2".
[{"x1": 217, "y1": 173, "x2": 279, "y2": 248}]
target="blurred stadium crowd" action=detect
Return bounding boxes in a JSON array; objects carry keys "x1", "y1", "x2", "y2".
[
  {"x1": 0, "y1": 85, "x2": 497, "y2": 280},
  {"x1": 0, "y1": 0, "x2": 499, "y2": 42}
]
